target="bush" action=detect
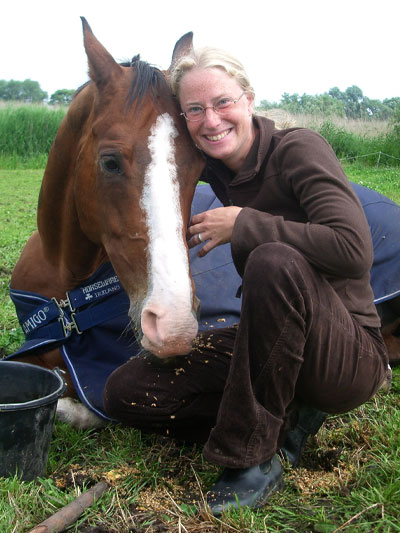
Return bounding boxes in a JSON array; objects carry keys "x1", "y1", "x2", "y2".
[
  {"x1": 0, "y1": 104, "x2": 66, "y2": 165},
  {"x1": 318, "y1": 121, "x2": 360, "y2": 158},
  {"x1": 0, "y1": 104, "x2": 399, "y2": 169},
  {"x1": 317, "y1": 121, "x2": 400, "y2": 166}
]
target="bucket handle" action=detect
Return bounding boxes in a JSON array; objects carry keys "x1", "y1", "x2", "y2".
[
  {"x1": 0, "y1": 366, "x2": 67, "y2": 411},
  {"x1": 53, "y1": 367, "x2": 67, "y2": 383}
]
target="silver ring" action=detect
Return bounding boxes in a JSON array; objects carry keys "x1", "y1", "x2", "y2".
[{"x1": 198, "y1": 233, "x2": 203, "y2": 243}]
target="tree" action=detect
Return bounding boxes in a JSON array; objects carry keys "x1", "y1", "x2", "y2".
[
  {"x1": 0, "y1": 79, "x2": 22, "y2": 100},
  {"x1": 49, "y1": 89, "x2": 75, "y2": 106},
  {"x1": 276, "y1": 92, "x2": 345, "y2": 117},
  {"x1": 362, "y1": 97, "x2": 392, "y2": 120},
  {"x1": 258, "y1": 99, "x2": 280, "y2": 111},
  {"x1": 344, "y1": 85, "x2": 364, "y2": 118},
  {"x1": 20, "y1": 79, "x2": 48, "y2": 102},
  {"x1": 383, "y1": 97, "x2": 400, "y2": 111},
  {"x1": 311, "y1": 94, "x2": 345, "y2": 117},
  {"x1": 328, "y1": 87, "x2": 343, "y2": 101},
  {"x1": 0, "y1": 79, "x2": 47, "y2": 102},
  {"x1": 256, "y1": 87, "x2": 399, "y2": 120},
  {"x1": 390, "y1": 102, "x2": 400, "y2": 137}
]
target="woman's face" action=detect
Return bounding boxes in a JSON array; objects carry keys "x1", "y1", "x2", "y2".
[{"x1": 178, "y1": 67, "x2": 256, "y2": 172}]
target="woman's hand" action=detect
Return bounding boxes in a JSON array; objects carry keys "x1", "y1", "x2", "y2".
[{"x1": 187, "y1": 206, "x2": 242, "y2": 257}]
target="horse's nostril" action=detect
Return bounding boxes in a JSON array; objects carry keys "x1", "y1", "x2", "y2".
[
  {"x1": 140, "y1": 301, "x2": 198, "y2": 358},
  {"x1": 141, "y1": 308, "x2": 163, "y2": 348}
]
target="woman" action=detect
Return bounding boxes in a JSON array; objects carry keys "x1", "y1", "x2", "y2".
[{"x1": 104, "y1": 47, "x2": 389, "y2": 515}]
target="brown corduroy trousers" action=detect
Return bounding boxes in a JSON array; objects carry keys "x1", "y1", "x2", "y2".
[{"x1": 103, "y1": 243, "x2": 389, "y2": 468}]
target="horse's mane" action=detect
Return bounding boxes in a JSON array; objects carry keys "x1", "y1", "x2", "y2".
[{"x1": 74, "y1": 55, "x2": 169, "y2": 109}]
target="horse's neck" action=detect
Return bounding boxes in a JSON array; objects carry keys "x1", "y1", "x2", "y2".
[
  {"x1": 37, "y1": 96, "x2": 107, "y2": 291},
  {"x1": 38, "y1": 182, "x2": 106, "y2": 291}
]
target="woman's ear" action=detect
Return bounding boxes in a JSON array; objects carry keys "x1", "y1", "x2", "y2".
[{"x1": 247, "y1": 94, "x2": 255, "y2": 116}]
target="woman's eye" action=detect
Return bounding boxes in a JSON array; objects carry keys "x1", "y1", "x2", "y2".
[
  {"x1": 216, "y1": 98, "x2": 232, "y2": 109},
  {"x1": 188, "y1": 106, "x2": 203, "y2": 115},
  {"x1": 100, "y1": 155, "x2": 122, "y2": 174}
]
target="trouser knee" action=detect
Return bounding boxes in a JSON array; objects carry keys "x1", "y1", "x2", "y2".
[{"x1": 242, "y1": 243, "x2": 313, "y2": 307}]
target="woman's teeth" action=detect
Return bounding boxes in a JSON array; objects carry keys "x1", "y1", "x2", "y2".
[{"x1": 206, "y1": 129, "x2": 230, "y2": 141}]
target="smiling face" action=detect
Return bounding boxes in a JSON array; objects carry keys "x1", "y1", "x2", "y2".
[{"x1": 178, "y1": 67, "x2": 256, "y2": 172}]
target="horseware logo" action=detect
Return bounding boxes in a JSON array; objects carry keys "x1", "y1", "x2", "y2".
[
  {"x1": 79, "y1": 275, "x2": 121, "y2": 301},
  {"x1": 80, "y1": 275, "x2": 119, "y2": 295}
]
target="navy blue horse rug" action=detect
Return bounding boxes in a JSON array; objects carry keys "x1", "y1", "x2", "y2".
[
  {"x1": 8, "y1": 184, "x2": 242, "y2": 421},
  {"x1": 351, "y1": 183, "x2": 400, "y2": 306}
]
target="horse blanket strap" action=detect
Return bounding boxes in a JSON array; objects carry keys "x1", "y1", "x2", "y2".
[
  {"x1": 10, "y1": 269, "x2": 130, "y2": 347},
  {"x1": 7, "y1": 183, "x2": 400, "y2": 421}
]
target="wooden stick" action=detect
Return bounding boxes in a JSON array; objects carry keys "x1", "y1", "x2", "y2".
[{"x1": 28, "y1": 481, "x2": 109, "y2": 533}]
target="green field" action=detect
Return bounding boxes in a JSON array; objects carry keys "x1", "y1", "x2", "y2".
[{"x1": 0, "y1": 165, "x2": 399, "y2": 532}]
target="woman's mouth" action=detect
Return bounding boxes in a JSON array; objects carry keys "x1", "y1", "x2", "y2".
[{"x1": 204, "y1": 128, "x2": 231, "y2": 142}]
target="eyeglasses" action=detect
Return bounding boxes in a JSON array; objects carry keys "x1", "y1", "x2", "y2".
[{"x1": 181, "y1": 93, "x2": 246, "y2": 121}]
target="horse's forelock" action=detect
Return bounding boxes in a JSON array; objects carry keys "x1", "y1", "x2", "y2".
[{"x1": 126, "y1": 57, "x2": 168, "y2": 110}]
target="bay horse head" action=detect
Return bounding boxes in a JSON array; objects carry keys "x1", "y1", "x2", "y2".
[{"x1": 35, "y1": 19, "x2": 205, "y2": 358}]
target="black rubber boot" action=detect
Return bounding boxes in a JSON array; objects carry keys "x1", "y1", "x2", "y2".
[
  {"x1": 280, "y1": 405, "x2": 327, "y2": 467},
  {"x1": 206, "y1": 454, "x2": 283, "y2": 516}
]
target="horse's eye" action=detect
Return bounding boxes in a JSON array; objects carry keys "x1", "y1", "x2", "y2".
[{"x1": 100, "y1": 155, "x2": 122, "y2": 174}]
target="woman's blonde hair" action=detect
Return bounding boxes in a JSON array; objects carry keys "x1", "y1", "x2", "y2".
[{"x1": 170, "y1": 47, "x2": 255, "y2": 99}]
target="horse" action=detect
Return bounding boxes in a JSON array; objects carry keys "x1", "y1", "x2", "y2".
[{"x1": 9, "y1": 18, "x2": 205, "y2": 428}]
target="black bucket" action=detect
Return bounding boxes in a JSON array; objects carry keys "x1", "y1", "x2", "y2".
[{"x1": 0, "y1": 360, "x2": 66, "y2": 481}]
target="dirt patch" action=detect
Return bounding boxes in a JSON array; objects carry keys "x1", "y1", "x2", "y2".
[
  {"x1": 53, "y1": 464, "x2": 98, "y2": 490},
  {"x1": 301, "y1": 447, "x2": 343, "y2": 471},
  {"x1": 286, "y1": 446, "x2": 357, "y2": 498}
]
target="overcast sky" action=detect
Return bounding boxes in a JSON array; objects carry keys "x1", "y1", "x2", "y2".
[{"x1": 1, "y1": 0, "x2": 398, "y2": 105}]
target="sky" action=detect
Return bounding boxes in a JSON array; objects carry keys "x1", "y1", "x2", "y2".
[{"x1": 1, "y1": 0, "x2": 398, "y2": 105}]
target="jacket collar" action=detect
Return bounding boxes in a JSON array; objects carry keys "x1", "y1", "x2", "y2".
[{"x1": 204, "y1": 115, "x2": 276, "y2": 186}]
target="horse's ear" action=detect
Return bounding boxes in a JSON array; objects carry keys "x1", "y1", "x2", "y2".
[
  {"x1": 168, "y1": 32, "x2": 194, "y2": 72},
  {"x1": 81, "y1": 17, "x2": 122, "y2": 88}
]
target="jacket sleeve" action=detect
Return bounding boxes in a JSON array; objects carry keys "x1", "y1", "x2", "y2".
[{"x1": 231, "y1": 129, "x2": 374, "y2": 279}]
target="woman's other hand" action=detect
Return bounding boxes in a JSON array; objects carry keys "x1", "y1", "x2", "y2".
[{"x1": 187, "y1": 206, "x2": 242, "y2": 257}]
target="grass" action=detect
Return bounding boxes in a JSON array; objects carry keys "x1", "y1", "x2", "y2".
[
  {"x1": 261, "y1": 111, "x2": 391, "y2": 138},
  {"x1": 292, "y1": 114, "x2": 391, "y2": 138},
  {"x1": 341, "y1": 163, "x2": 400, "y2": 203},
  {"x1": 0, "y1": 169, "x2": 42, "y2": 355},
  {"x1": 0, "y1": 164, "x2": 399, "y2": 532}
]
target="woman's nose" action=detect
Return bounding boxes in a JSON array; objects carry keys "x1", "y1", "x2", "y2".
[{"x1": 203, "y1": 107, "x2": 221, "y2": 127}]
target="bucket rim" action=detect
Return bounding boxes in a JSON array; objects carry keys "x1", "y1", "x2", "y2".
[{"x1": 0, "y1": 361, "x2": 67, "y2": 411}]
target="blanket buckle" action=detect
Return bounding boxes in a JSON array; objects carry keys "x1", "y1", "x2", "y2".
[{"x1": 52, "y1": 296, "x2": 82, "y2": 337}]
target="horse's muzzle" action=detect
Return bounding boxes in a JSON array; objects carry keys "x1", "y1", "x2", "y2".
[{"x1": 140, "y1": 306, "x2": 198, "y2": 358}]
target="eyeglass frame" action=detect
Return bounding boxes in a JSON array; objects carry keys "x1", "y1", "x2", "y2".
[{"x1": 180, "y1": 92, "x2": 247, "y2": 121}]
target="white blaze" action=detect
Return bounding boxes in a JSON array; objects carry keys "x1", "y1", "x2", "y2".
[{"x1": 140, "y1": 113, "x2": 196, "y2": 350}]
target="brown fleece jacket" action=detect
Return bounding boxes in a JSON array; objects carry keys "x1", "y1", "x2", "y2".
[{"x1": 200, "y1": 115, "x2": 380, "y2": 327}]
